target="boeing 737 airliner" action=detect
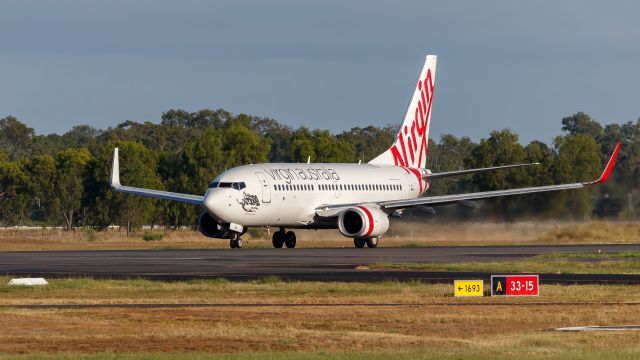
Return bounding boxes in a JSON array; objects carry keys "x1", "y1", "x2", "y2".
[{"x1": 110, "y1": 55, "x2": 620, "y2": 249}]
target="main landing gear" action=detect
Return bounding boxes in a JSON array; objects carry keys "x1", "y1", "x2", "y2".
[
  {"x1": 354, "y1": 237, "x2": 378, "y2": 248},
  {"x1": 272, "y1": 228, "x2": 296, "y2": 248}
]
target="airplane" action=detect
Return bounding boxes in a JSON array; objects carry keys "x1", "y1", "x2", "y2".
[{"x1": 109, "y1": 55, "x2": 621, "y2": 249}]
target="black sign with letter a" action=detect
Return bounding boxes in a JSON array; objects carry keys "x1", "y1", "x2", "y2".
[{"x1": 492, "y1": 276, "x2": 506, "y2": 296}]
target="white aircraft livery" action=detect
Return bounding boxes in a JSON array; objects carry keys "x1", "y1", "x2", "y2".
[{"x1": 110, "y1": 55, "x2": 621, "y2": 249}]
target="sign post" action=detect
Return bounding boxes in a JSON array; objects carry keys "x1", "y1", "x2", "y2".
[{"x1": 491, "y1": 275, "x2": 539, "y2": 296}]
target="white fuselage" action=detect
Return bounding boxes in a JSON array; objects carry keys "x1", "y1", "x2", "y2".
[{"x1": 203, "y1": 163, "x2": 428, "y2": 228}]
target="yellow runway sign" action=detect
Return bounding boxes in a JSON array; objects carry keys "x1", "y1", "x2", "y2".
[{"x1": 454, "y1": 280, "x2": 484, "y2": 297}]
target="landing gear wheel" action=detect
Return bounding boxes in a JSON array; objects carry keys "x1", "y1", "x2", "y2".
[
  {"x1": 230, "y1": 237, "x2": 243, "y2": 249},
  {"x1": 366, "y1": 237, "x2": 378, "y2": 248},
  {"x1": 272, "y1": 231, "x2": 285, "y2": 248},
  {"x1": 284, "y1": 231, "x2": 297, "y2": 248},
  {"x1": 354, "y1": 238, "x2": 365, "y2": 248}
]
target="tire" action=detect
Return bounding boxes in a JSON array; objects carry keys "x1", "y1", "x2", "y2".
[
  {"x1": 285, "y1": 231, "x2": 297, "y2": 248},
  {"x1": 366, "y1": 237, "x2": 378, "y2": 248},
  {"x1": 229, "y1": 239, "x2": 238, "y2": 249},
  {"x1": 354, "y1": 238, "x2": 365, "y2": 248},
  {"x1": 236, "y1": 238, "x2": 244, "y2": 249},
  {"x1": 272, "y1": 231, "x2": 284, "y2": 248}
]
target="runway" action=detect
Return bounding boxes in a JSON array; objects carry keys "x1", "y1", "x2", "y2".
[{"x1": 1, "y1": 244, "x2": 640, "y2": 284}]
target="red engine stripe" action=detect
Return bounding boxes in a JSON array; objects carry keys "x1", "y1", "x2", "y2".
[{"x1": 357, "y1": 206, "x2": 374, "y2": 237}]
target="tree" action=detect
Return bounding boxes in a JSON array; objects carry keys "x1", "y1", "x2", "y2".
[
  {"x1": 253, "y1": 118, "x2": 293, "y2": 162},
  {"x1": 187, "y1": 108, "x2": 230, "y2": 128},
  {"x1": 0, "y1": 156, "x2": 30, "y2": 227},
  {"x1": 53, "y1": 148, "x2": 91, "y2": 229},
  {"x1": 551, "y1": 134, "x2": 601, "y2": 219},
  {"x1": 337, "y1": 125, "x2": 397, "y2": 162},
  {"x1": 561, "y1": 112, "x2": 603, "y2": 141},
  {"x1": 0, "y1": 116, "x2": 35, "y2": 160},
  {"x1": 160, "y1": 129, "x2": 226, "y2": 227},
  {"x1": 466, "y1": 129, "x2": 527, "y2": 219},
  {"x1": 160, "y1": 109, "x2": 191, "y2": 128},
  {"x1": 425, "y1": 134, "x2": 477, "y2": 196},
  {"x1": 87, "y1": 142, "x2": 164, "y2": 234},
  {"x1": 313, "y1": 130, "x2": 355, "y2": 163},
  {"x1": 223, "y1": 123, "x2": 270, "y2": 166},
  {"x1": 25, "y1": 155, "x2": 57, "y2": 224},
  {"x1": 289, "y1": 127, "x2": 315, "y2": 162}
]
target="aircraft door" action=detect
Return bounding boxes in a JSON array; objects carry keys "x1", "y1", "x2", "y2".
[{"x1": 255, "y1": 172, "x2": 271, "y2": 203}]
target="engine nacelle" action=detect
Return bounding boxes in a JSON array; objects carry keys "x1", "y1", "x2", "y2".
[
  {"x1": 198, "y1": 212, "x2": 234, "y2": 239},
  {"x1": 338, "y1": 206, "x2": 389, "y2": 238}
]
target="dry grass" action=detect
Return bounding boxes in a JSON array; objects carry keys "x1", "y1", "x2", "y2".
[
  {"x1": 2, "y1": 220, "x2": 639, "y2": 251},
  {"x1": 368, "y1": 251, "x2": 640, "y2": 274},
  {"x1": 0, "y1": 278, "x2": 639, "y2": 358}
]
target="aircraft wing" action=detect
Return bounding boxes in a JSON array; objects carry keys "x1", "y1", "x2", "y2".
[
  {"x1": 110, "y1": 148, "x2": 204, "y2": 205},
  {"x1": 424, "y1": 162, "x2": 539, "y2": 180},
  {"x1": 316, "y1": 143, "x2": 620, "y2": 216}
]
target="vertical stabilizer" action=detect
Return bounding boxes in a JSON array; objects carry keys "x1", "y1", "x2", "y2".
[{"x1": 369, "y1": 55, "x2": 437, "y2": 168}]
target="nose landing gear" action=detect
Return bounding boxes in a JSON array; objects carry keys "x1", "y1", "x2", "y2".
[
  {"x1": 229, "y1": 234, "x2": 243, "y2": 249},
  {"x1": 272, "y1": 228, "x2": 296, "y2": 248}
]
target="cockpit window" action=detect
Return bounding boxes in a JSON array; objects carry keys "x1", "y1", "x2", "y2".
[{"x1": 210, "y1": 181, "x2": 246, "y2": 190}]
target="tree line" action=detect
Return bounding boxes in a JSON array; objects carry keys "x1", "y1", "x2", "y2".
[{"x1": 0, "y1": 109, "x2": 638, "y2": 232}]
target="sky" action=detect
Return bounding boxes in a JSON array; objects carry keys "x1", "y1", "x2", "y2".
[{"x1": 1, "y1": 0, "x2": 639, "y2": 144}]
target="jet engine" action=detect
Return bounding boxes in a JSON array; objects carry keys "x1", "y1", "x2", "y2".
[
  {"x1": 198, "y1": 212, "x2": 234, "y2": 239},
  {"x1": 338, "y1": 206, "x2": 389, "y2": 238}
]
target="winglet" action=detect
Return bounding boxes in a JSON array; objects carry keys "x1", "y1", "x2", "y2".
[
  {"x1": 110, "y1": 147, "x2": 121, "y2": 188},
  {"x1": 588, "y1": 143, "x2": 620, "y2": 185}
]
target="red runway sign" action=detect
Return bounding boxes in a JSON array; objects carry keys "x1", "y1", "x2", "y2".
[{"x1": 491, "y1": 275, "x2": 539, "y2": 296}]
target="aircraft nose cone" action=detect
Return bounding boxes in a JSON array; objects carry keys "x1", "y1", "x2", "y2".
[{"x1": 203, "y1": 190, "x2": 222, "y2": 216}]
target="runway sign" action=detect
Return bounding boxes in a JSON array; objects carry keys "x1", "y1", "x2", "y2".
[
  {"x1": 491, "y1": 275, "x2": 539, "y2": 296},
  {"x1": 454, "y1": 280, "x2": 484, "y2": 297}
]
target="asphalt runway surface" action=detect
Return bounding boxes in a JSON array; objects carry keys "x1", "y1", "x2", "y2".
[{"x1": 2, "y1": 244, "x2": 640, "y2": 284}]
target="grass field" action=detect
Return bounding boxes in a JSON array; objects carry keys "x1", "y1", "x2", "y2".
[
  {"x1": 1, "y1": 220, "x2": 639, "y2": 251},
  {"x1": 367, "y1": 251, "x2": 640, "y2": 274},
  {"x1": 0, "y1": 277, "x2": 639, "y2": 359},
  {"x1": 1, "y1": 221, "x2": 639, "y2": 358}
]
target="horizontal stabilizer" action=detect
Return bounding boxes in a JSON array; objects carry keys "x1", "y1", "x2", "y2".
[{"x1": 425, "y1": 162, "x2": 540, "y2": 180}]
